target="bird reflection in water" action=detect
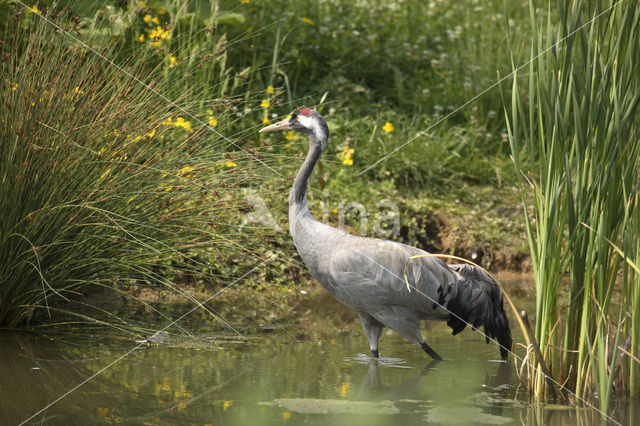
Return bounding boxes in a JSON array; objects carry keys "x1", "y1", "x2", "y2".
[
  {"x1": 357, "y1": 359, "x2": 441, "y2": 401},
  {"x1": 355, "y1": 358, "x2": 513, "y2": 422}
]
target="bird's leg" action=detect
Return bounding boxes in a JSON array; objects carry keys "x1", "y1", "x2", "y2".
[
  {"x1": 420, "y1": 342, "x2": 442, "y2": 361},
  {"x1": 372, "y1": 309, "x2": 443, "y2": 360},
  {"x1": 358, "y1": 313, "x2": 383, "y2": 358}
]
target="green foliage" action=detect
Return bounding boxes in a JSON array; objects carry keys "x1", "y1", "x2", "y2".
[
  {"x1": 0, "y1": 0, "x2": 531, "y2": 329},
  {"x1": 506, "y1": 0, "x2": 640, "y2": 409},
  {"x1": 223, "y1": 0, "x2": 526, "y2": 124},
  {"x1": 0, "y1": 4, "x2": 269, "y2": 327}
]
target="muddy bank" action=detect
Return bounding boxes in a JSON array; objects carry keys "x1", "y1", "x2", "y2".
[
  {"x1": 395, "y1": 189, "x2": 532, "y2": 273},
  {"x1": 412, "y1": 211, "x2": 532, "y2": 273}
]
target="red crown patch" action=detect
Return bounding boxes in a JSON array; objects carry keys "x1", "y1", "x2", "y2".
[{"x1": 298, "y1": 108, "x2": 311, "y2": 116}]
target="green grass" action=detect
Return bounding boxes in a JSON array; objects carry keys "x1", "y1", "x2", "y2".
[
  {"x1": 505, "y1": 0, "x2": 640, "y2": 411},
  {"x1": 0, "y1": 3, "x2": 273, "y2": 327}
]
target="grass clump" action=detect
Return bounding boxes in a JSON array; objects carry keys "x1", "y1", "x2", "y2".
[{"x1": 0, "y1": 5, "x2": 268, "y2": 327}]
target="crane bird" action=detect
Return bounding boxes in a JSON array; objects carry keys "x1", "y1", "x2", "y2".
[{"x1": 260, "y1": 108, "x2": 512, "y2": 360}]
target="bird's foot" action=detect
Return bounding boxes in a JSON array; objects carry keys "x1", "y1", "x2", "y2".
[
  {"x1": 420, "y1": 342, "x2": 442, "y2": 361},
  {"x1": 371, "y1": 349, "x2": 379, "y2": 358}
]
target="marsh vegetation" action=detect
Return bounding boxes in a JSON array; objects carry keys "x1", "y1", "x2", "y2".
[{"x1": 1, "y1": 0, "x2": 639, "y2": 422}]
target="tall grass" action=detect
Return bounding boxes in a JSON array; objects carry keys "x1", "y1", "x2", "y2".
[
  {"x1": 506, "y1": 0, "x2": 640, "y2": 412},
  {"x1": 0, "y1": 4, "x2": 271, "y2": 327}
]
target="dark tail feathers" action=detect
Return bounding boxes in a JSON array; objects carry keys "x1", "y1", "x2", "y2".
[{"x1": 446, "y1": 264, "x2": 512, "y2": 360}]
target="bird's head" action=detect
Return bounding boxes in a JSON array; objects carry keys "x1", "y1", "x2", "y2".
[{"x1": 259, "y1": 108, "x2": 329, "y2": 150}]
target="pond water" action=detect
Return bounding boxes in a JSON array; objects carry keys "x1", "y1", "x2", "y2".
[{"x1": 1, "y1": 278, "x2": 637, "y2": 425}]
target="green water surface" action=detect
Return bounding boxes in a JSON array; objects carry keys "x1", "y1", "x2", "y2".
[{"x1": 2, "y1": 280, "x2": 637, "y2": 425}]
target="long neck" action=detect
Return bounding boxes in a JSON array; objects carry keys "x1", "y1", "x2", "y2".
[{"x1": 290, "y1": 136, "x2": 324, "y2": 209}]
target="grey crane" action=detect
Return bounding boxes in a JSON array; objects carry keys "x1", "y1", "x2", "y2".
[{"x1": 260, "y1": 108, "x2": 512, "y2": 360}]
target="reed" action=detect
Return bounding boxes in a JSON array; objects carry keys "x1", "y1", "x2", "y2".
[{"x1": 505, "y1": 0, "x2": 640, "y2": 412}]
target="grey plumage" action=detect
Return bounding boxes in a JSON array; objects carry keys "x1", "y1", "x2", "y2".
[{"x1": 260, "y1": 109, "x2": 512, "y2": 360}]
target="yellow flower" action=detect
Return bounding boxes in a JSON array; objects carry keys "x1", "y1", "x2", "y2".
[
  {"x1": 331, "y1": 207, "x2": 338, "y2": 214},
  {"x1": 342, "y1": 147, "x2": 354, "y2": 156},
  {"x1": 169, "y1": 55, "x2": 178, "y2": 67},
  {"x1": 174, "y1": 117, "x2": 192, "y2": 131},
  {"x1": 165, "y1": 186, "x2": 172, "y2": 192},
  {"x1": 260, "y1": 99, "x2": 270, "y2": 108},
  {"x1": 31, "y1": 4, "x2": 42, "y2": 14},
  {"x1": 163, "y1": 116, "x2": 191, "y2": 131},
  {"x1": 74, "y1": 86, "x2": 84, "y2": 95},
  {"x1": 138, "y1": 34, "x2": 145, "y2": 42},
  {"x1": 240, "y1": 0, "x2": 250, "y2": 3},
  {"x1": 339, "y1": 146, "x2": 355, "y2": 166},
  {"x1": 302, "y1": 17, "x2": 315, "y2": 26},
  {"x1": 382, "y1": 122, "x2": 394, "y2": 133},
  {"x1": 340, "y1": 382, "x2": 351, "y2": 397},
  {"x1": 177, "y1": 165, "x2": 195, "y2": 178},
  {"x1": 226, "y1": 160, "x2": 237, "y2": 168},
  {"x1": 143, "y1": 14, "x2": 151, "y2": 22},
  {"x1": 208, "y1": 116, "x2": 218, "y2": 127},
  {"x1": 100, "y1": 168, "x2": 111, "y2": 179},
  {"x1": 147, "y1": 129, "x2": 156, "y2": 138},
  {"x1": 266, "y1": 85, "x2": 275, "y2": 94},
  {"x1": 152, "y1": 17, "x2": 160, "y2": 25},
  {"x1": 282, "y1": 412, "x2": 292, "y2": 420},
  {"x1": 262, "y1": 116, "x2": 270, "y2": 124},
  {"x1": 285, "y1": 130, "x2": 295, "y2": 140},
  {"x1": 149, "y1": 34, "x2": 161, "y2": 46},
  {"x1": 149, "y1": 26, "x2": 171, "y2": 46},
  {"x1": 223, "y1": 400, "x2": 233, "y2": 411},
  {"x1": 178, "y1": 165, "x2": 194, "y2": 174}
]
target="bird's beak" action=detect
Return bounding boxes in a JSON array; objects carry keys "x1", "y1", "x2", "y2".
[{"x1": 259, "y1": 117, "x2": 291, "y2": 133}]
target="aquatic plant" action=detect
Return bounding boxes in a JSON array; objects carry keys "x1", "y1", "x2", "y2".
[{"x1": 505, "y1": 0, "x2": 640, "y2": 412}]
